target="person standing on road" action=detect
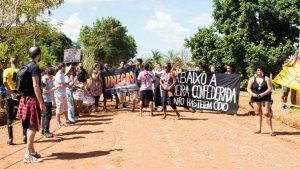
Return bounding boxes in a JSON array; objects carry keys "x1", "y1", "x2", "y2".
[
  {"x1": 17, "y1": 46, "x2": 46, "y2": 163},
  {"x1": 247, "y1": 61, "x2": 275, "y2": 136},
  {"x1": 137, "y1": 63, "x2": 155, "y2": 117},
  {"x1": 54, "y1": 63, "x2": 71, "y2": 127},
  {"x1": 3, "y1": 56, "x2": 28, "y2": 145},
  {"x1": 280, "y1": 56, "x2": 291, "y2": 110},
  {"x1": 152, "y1": 63, "x2": 165, "y2": 111},
  {"x1": 41, "y1": 67, "x2": 57, "y2": 138},
  {"x1": 130, "y1": 58, "x2": 143, "y2": 112},
  {"x1": 160, "y1": 63, "x2": 180, "y2": 120},
  {"x1": 90, "y1": 63, "x2": 102, "y2": 112}
]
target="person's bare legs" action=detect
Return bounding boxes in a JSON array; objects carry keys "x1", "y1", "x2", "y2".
[
  {"x1": 173, "y1": 108, "x2": 180, "y2": 120},
  {"x1": 162, "y1": 109, "x2": 167, "y2": 119},
  {"x1": 262, "y1": 102, "x2": 275, "y2": 136},
  {"x1": 25, "y1": 128, "x2": 36, "y2": 156},
  {"x1": 253, "y1": 102, "x2": 262, "y2": 133},
  {"x1": 149, "y1": 101, "x2": 153, "y2": 116},
  {"x1": 63, "y1": 111, "x2": 68, "y2": 122},
  {"x1": 139, "y1": 101, "x2": 143, "y2": 116},
  {"x1": 56, "y1": 114, "x2": 61, "y2": 125},
  {"x1": 132, "y1": 98, "x2": 136, "y2": 111}
]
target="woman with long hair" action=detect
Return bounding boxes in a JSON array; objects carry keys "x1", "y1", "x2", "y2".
[
  {"x1": 160, "y1": 63, "x2": 180, "y2": 119},
  {"x1": 90, "y1": 63, "x2": 102, "y2": 112},
  {"x1": 247, "y1": 61, "x2": 275, "y2": 136}
]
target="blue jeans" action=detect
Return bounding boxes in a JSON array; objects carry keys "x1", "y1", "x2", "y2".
[
  {"x1": 161, "y1": 90, "x2": 176, "y2": 110},
  {"x1": 41, "y1": 102, "x2": 52, "y2": 133},
  {"x1": 67, "y1": 89, "x2": 76, "y2": 122}
]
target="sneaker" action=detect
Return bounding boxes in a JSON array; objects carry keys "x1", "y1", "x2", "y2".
[
  {"x1": 43, "y1": 132, "x2": 53, "y2": 138},
  {"x1": 23, "y1": 136, "x2": 27, "y2": 144},
  {"x1": 65, "y1": 121, "x2": 75, "y2": 125},
  {"x1": 57, "y1": 122, "x2": 65, "y2": 127},
  {"x1": 31, "y1": 152, "x2": 41, "y2": 158},
  {"x1": 153, "y1": 107, "x2": 157, "y2": 111},
  {"x1": 23, "y1": 155, "x2": 43, "y2": 163},
  {"x1": 7, "y1": 138, "x2": 13, "y2": 145},
  {"x1": 280, "y1": 105, "x2": 288, "y2": 110}
]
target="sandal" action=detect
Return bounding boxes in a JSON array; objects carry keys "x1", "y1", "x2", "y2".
[
  {"x1": 254, "y1": 131, "x2": 261, "y2": 134},
  {"x1": 270, "y1": 132, "x2": 276, "y2": 136}
]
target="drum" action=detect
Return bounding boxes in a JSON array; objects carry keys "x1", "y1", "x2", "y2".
[
  {"x1": 83, "y1": 94, "x2": 95, "y2": 107},
  {"x1": 73, "y1": 89, "x2": 84, "y2": 101}
]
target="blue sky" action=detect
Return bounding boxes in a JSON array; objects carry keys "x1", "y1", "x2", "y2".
[{"x1": 47, "y1": 0, "x2": 214, "y2": 57}]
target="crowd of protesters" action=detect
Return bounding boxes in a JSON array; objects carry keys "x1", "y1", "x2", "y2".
[{"x1": 3, "y1": 46, "x2": 298, "y2": 163}]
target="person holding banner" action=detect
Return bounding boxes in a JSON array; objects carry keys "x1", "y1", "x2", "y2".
[
  {"x1": 152, "y1": 63, "x2": 164, "y2": 111},
  {"x1": 247, "y1": 61, "x2": 275, "y2": 136},
  {"x1": 115, "y1": 60, "x2": 127, "y2": 109},
  {"x1": 160, "y1": 63, "x2": 180, "y2": 120},
  {"x1": 280, "y1": 56, "x2": 291, "y2": 110},
  {"x1": 137, "y1": 63, "x2": 156, "y2": 116},
  {"x1": 130, "y1": 58, "x2": 143, "y2": 112}
]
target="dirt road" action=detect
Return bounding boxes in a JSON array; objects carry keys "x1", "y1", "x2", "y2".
[{"x1": 0, "y1": 101, "x2": 300, "y2": 169}]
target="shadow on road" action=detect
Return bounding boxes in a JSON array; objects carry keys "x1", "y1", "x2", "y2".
[
  {"x1": 274, "y1": 131, "x2": 300, "y2": 135},
  {"x1": 179, "y1": 118, "x2": 208, "y2": 121},
  {"x1": 36, "y1": 136, "x2": 85, "y2": 143},
  {"x1": 55, "y1": 130, "x2": 104, "y2": 136},
  {"x1": 77, "y1": 118, "x2": 113, "y2": 122},
  {"x1": 45, "y1": 149, "x2": 123, "y2": 160},
  {"x1": 76, "y1": 122, "x2": 112, "y2": 126}
]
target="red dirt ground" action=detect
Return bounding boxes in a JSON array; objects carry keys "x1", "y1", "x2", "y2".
[{"x1": 0, "y1": 91, "x2": 299, "y2": 169}]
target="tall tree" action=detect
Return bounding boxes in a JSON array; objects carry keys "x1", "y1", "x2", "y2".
[
  {"x1": 186, "y1": 0, "x2": 299, "y2": 76},
  {"x1": 78, "y1": 17, "x2": 137, "y2": 69},
  {"x1": 0, "y1": 0, "x2": 64, "y2": 68}
]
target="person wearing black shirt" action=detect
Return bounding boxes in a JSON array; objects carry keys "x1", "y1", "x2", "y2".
[
  {"x1": 17, "y1": 46, "x2": 46, "y2": 163},
  {"x1": 247, "y1": 61, "x2": 275, "y2": 136}
]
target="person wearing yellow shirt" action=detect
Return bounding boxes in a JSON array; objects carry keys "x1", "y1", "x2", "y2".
[{"x1": 3, "y1": 56, "x2": 27, "y2": 145}]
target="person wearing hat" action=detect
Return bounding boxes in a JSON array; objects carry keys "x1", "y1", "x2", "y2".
[
  {"x1": 54, "y1": 63, "x2": 75, "y2": 127},
  {"x1": 3, "y1": 56, "x2": 28, "y2": 145}
]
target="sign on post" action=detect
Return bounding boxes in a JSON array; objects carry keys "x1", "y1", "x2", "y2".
[{"x1": 64, "y1": 49, "x2": 81, "y2": 63}]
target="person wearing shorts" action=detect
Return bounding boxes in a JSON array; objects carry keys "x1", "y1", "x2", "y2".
[
  {"x1": 137, "y1": 63, "x2": 155, "y2": 116},
  {"x1": 247, "y1": 61, "x2": 275, "y2": 136},
  {"x1": 54, "y1": 63, "x2": 72, "y2": 127}
]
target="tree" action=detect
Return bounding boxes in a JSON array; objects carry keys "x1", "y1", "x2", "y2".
[
  {"x1": 78, "y1": 17, "x2": 137, "y2": 69},
  {"x1": 0, "y1": 0, "x2": 64, "y2": 68},
  {"x1": 144, "y1": 50, "x2": 164, "y2": 68},
  {"x1": 164, "y1": 50, "x2": 184, "y2": 66},
  {"x1": 39, "y1": 32, "x2": 74, "y2": 63},
  {"x1": 186, "y1": 0, "x2": 299, "y2": 76}
]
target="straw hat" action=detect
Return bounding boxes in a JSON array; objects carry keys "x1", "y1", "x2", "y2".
[{"x1": 65, "y1": 65, "x2": 73, "y2": 75}]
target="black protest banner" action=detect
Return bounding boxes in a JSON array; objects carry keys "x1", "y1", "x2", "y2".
[
  {"x1": 173, "y1": 72, "x2": 240, "y2": 114},
  {"x1": 101, "y1": 65, "x2": 139, "y2": 94}
]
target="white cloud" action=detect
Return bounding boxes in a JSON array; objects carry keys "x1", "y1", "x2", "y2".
[
  {"x1": 144, "y1": 11, "x2": 189, "y2": 51},
  {"x1": 190, "y1": 13, "x2": 214, "y2": 27},
  {"x1": 51, "y1": 13, "x2": 84, "y2": 42}
]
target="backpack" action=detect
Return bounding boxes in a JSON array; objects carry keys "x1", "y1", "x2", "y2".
[{"x1": 16, "y1": 62, "x2": 34, "y2": 95}]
